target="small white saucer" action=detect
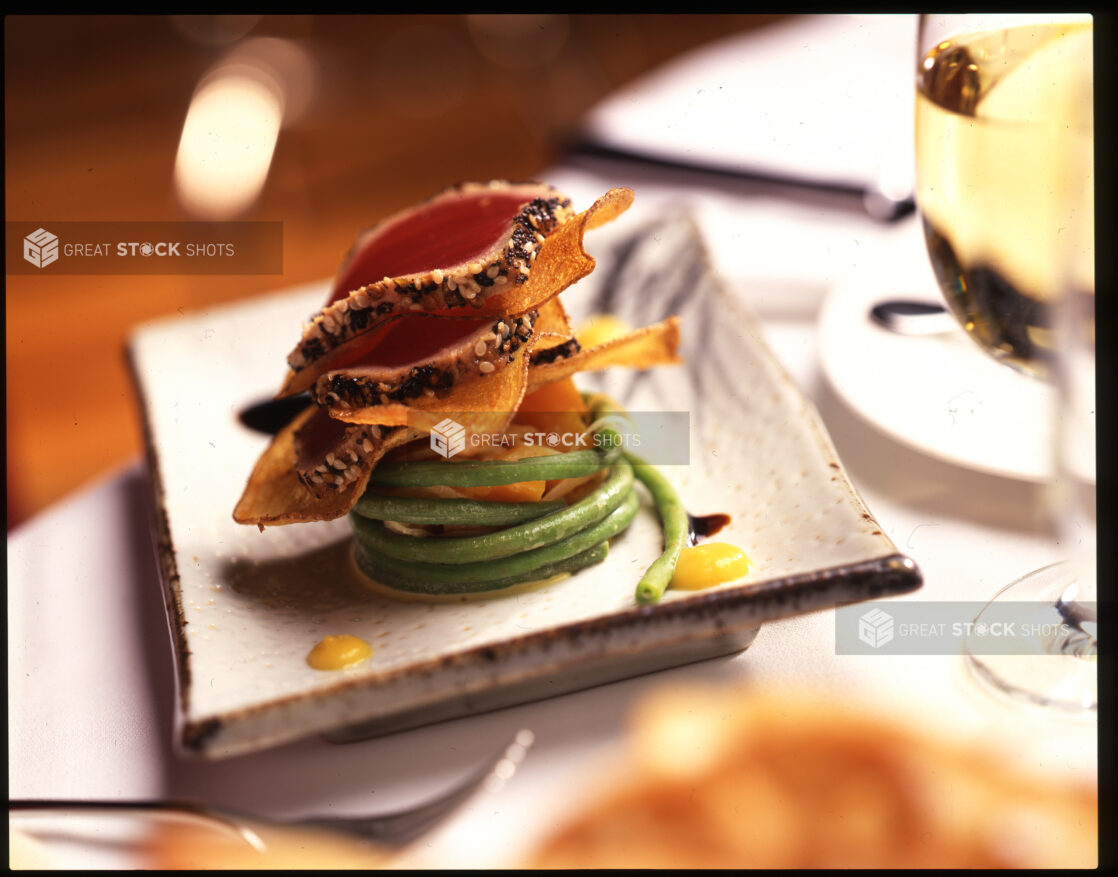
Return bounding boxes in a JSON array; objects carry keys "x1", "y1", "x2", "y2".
[{"x1": 818, "y1": 273, "x2": 1055, "y2": 483}]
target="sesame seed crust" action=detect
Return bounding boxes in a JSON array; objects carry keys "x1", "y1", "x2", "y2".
[
  {"x1": 530, "y1": 337, "x2": 582, "y2": 366},
  {"x1": 294, "y1": 419, "x2": 385, "y2": 497},
  {"x1": 313, "y1": 311, "x2": 536, "y2": 414}
]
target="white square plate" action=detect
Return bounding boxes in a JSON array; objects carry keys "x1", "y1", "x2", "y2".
[{"x1": 128, "y1": 210, "x2": 919, "y2": 758}]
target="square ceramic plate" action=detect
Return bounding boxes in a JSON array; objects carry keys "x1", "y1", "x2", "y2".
[{"x1": 128, "y1": 209, "x2": 920, "y2": 759}]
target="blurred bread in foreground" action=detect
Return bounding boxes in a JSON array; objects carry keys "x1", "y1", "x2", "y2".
[
  {"x1": 9, "y1": 825, "x2": 62, "y2": 869},
  {"x1": 143, "y1": 818, "x2": 394, "y2": 869},
  {"x1": 531, "y1": 688, "x2": 1097, "y2": 869}
]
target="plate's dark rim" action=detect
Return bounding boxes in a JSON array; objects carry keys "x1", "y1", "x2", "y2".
[
  {"x1": 124, "y1": 341, "x2": 193, "y2": 740},
  {"x1": 173, "y1": 551, "x2": 920, "y2": 755}
]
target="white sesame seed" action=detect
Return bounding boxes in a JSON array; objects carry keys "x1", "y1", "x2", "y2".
[{"x1": 479, "y1": 361, "x2": 496, "y2": 374}]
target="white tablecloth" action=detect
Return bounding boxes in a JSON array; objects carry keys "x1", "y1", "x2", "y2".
[{"x1": 8, "y1": 14, "x2": 1096, "y2": 868}]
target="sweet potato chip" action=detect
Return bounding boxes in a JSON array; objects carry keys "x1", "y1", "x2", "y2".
[
  {"x1": 526, "y1": 317, "x2": 682, "y2": 392},
  {"x1": 233, "y1": 405, "x2": 417, "y2": 527},
  {"x1": 326, "y1": 339, "x2": 532, "y2": 438},
  {"x1": 532, "y1": 297, "x2": 575, "y2": 352},
  {"x1": 465, "y1": 186, "x2": 634, "y2": 318}
]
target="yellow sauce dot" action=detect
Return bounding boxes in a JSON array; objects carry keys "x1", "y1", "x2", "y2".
[
  {"x1": 577, "y1": 313, "x2": 632, "y2": 349},
  {"x1": 672, "y1": 543, "x2": 751, "y2": 591},
  {"x1": 306, "y1": 634, "x2": 372, "y2": 671}
]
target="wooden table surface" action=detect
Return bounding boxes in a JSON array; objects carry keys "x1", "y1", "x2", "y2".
[{"x1": 5, "y1": 14, "x2": 782, "y2": 529}]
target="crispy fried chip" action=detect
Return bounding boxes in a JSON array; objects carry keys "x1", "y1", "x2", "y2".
[
  {"x1": 327, "y1": 339, "x2": 532, "y2": 437},
  {"x1": 233, "y1": 405, "x2": 417, "y2": 527},
  {"x1": 527, "y1": 316, "x2": 682, "y2": 391},
  {"x1": 468, "y1": 187, "x2": 633, "y2": 319},
  {"x1": 235, "y1": 317, "x2": 681, "y2": 525},
  {"x1": 532, "y1": 297, "x2": 575, "y2": 351}
]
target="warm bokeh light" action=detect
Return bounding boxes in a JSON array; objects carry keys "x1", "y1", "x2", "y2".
[
  {"x1": 173, "y1": 35, "x2": 316, "y2": 219},
  {"x1": 466, "y1": 14, "x2": 570, "y2": 69},
  {"x1": 169, "y1": 14, "x2": 262, "y2": 47},
  {"x1": 228, "y1": 36, "x2": 317, "y2": 126},
  {"x1": 173, "y1": 67, "x2": 283, "y2": 220}
]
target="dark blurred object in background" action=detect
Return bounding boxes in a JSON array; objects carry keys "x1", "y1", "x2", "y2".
[{"x1": 5, "y1": 14, "x2": 783, "y2": 529}]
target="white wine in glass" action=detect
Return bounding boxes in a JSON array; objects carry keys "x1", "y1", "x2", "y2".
[{"x1": 914, "y1": 14, "x2": 1095, "y2": 710}]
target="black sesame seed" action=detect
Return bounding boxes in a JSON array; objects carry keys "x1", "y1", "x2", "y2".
[{"x1": 349, "y1": 308, "x2": 370, "y2": 330}]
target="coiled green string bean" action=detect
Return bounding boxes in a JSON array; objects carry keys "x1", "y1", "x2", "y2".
[
  {"x1": 585, "y1": 393, "x2": 689, "y2": 604},
  {"x1": 354, "y1": 461, "x2": 633, "y2": 564},
  {"x1": 352, "y1": 493, "x2": 565, "y2": 526},
  {"x1": 353, "y1": 492, "x2": 637, "y2": 595},
  {"x1": 626, "y1": 453, "x2": 689, "y2": 604},
  {"x1": 351, "y1": 396, "x2": 688, "y2": 601},
  {"x1": 357, "y1": 541, "x2": 610, "y2": 597},
  {"x1": 368, "y1": 449, "x2": 614, "y2": 488}
]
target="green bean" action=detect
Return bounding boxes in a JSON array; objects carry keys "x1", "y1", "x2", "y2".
[
  {"x1": 584, "y1": 394, "x2": 689, "y2": 603},
  {"x1": 368, "y1": 448, "x2": 613, "y2": 488},
  {"x1": 348, "y1": 394, "x2": 691, "y2": 603},
  {"x1": 352, "y1": 493, "x2": 566, "y2": 526},
  {"x1": 626, "y1": 452, "x2": 689, "y2": 604},
  {"x1": 352, "y1": 494, "x2": 636, "y2": 594},
  {"x1": 352, "y1": 461, "x2": 634, "y2": 564},
  {"x1": 358, "y1": 542, "x2": 608, "y2": 597}
]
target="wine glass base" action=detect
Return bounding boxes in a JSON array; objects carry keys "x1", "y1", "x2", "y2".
[{"x1": 964, "y1": 560, "x2": 1096, "y2": 712}]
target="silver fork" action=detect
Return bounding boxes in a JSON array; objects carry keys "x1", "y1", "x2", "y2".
[{"x1": 11, "y1": 728, "x2": 534, "y2": 853}]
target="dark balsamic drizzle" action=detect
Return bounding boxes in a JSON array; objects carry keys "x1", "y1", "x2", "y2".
[
  {"x1": 239, "y1": 393, "x2": 311, "y2": 435},
  {"x1": 687, "y1": 512, "x2": 731, "y2": 546}
]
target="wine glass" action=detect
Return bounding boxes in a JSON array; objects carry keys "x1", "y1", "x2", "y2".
[{"x1": 914, "y1": 14, "x2": 1095, "y2": 710}]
